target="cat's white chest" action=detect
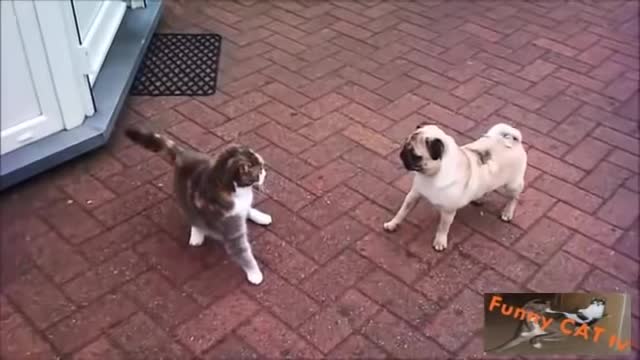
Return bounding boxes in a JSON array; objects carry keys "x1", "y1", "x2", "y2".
[
  {"x1": 582, "y1": 304, "x2": 604, "y2": 319},
  {"x1": 232, "y1": 186, "x2": 254, "y2": 216}
]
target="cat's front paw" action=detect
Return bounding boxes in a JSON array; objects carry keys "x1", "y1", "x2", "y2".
[
  {"x1": 189, "y1": 237, "x2": 204, "y2": 246},
  {"x1": 253, "y1": 213, "x2": 272, "y2": 226},
  {"x1": 189, "y1": 228, "x2": 204, "y2": 246},
  {"x1": 246, "y1": 269, "x2": 264, "y2": 285},
  {"x1": 249, "y1": 209, "x2": 272, "y2": 226}
]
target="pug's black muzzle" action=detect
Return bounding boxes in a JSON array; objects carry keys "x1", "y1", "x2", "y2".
[{"x1": 400, "y1": 143, "x2": 422, "y2": 171}]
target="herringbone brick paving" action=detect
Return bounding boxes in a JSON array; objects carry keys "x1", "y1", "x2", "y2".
[{"x1": 1, "y1": 0, "x2": 638, "y2": 358}]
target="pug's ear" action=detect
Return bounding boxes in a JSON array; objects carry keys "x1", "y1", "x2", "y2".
[
  {"x1": 426, "y1": 138, "x2": 444, "y2": 160},
  {"x1": 416, "y1": 122, "x2": 429, "y2": 129}
]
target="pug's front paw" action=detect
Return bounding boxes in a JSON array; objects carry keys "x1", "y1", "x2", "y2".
[
  {"x1": 383, "y1": 221, "x2": 399, "y2": 232},
  {"x1": 432, "y1": 235, "x2": 448, "y2": 251}
]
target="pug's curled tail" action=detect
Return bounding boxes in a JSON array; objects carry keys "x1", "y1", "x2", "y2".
[
  {"x1": 487, "y1": 123, "x2": 522, "y2": 148},
  {"x1": 125, "y1": 126, "x2": 182, "y2": 163}
]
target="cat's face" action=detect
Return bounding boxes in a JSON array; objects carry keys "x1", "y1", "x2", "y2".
[{"x1": 225, "y1": 146, "x2": 266, "y2": 188}]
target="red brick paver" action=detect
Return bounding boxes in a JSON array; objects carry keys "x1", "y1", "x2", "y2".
[{"x1": 1, "y1": 1, "x2": 638, "y2": 359}]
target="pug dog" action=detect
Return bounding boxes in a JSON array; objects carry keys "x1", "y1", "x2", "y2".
[{"x1": 383, "y1": 123, "x2": 527, "y2": 251}]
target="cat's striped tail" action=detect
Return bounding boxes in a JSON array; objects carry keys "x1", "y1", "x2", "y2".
[{"x1": 124, "y1": 126, "x2": 182, "y2": 162}]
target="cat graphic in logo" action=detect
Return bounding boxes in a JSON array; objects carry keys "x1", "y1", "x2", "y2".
[
  {"x1": 487, "y1": 297, "x2": 610, "y2": 353},
  {"x1": 544, "y1": 298, "x2": 608, "y2": 328}
]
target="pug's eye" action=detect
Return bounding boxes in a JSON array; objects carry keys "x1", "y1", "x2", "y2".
[{"x1": 409, "y1": 151, "x2": 422, "y2": 162}]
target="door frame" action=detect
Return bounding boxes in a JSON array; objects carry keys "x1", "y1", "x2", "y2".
[
  {"x1": 1, "y1": 1, "x2": 66, "y2": 155},
  {"x1": 1, "y1": 0, "x2": 163, "y2": 190},
  {"x1": 70, "y1": 0, "x2": 127, "y2": 86},
  {"x1": 32, "y1": 0, "x2": 96, "y2": 129}
]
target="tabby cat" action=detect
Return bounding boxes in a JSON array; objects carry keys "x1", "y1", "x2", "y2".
[{"x1": 125, "y1": 127, "x2": 271, "y2": 285}]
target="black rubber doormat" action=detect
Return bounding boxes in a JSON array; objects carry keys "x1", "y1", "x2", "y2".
[{"x1": 130, "y1": 33, "x2": 222, "y2": 96}]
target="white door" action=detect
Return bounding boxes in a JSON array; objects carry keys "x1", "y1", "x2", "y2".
[
  {"x1": 1, "y1": 1, "x2": 65, "y2": 156},
  {"x1": 71, "y1": 0, "x2": 127, "y2": 85}
]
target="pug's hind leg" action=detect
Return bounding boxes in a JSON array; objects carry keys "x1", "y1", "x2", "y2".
[
  {"x1": 471, "y1": 194, "x2": 486, "y2": 206},
  {"x1": 501, "y1": 180, "x2": 524, "y2": 222}
]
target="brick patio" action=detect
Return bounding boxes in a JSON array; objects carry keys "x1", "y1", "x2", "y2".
[{"x1": 1, "y1": 0, "x2": 639, "y2": 359}]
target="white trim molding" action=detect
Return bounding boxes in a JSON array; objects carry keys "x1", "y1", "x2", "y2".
[
  {"x1": 76, "y1": 1, "x2": 127, "y2": 85},
  {"x1": 33, "y1": 0, "x2": 95, "y2": 126},
  {"x1": 128, "y1": 0, "x2": 147, "y2": 9}
]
